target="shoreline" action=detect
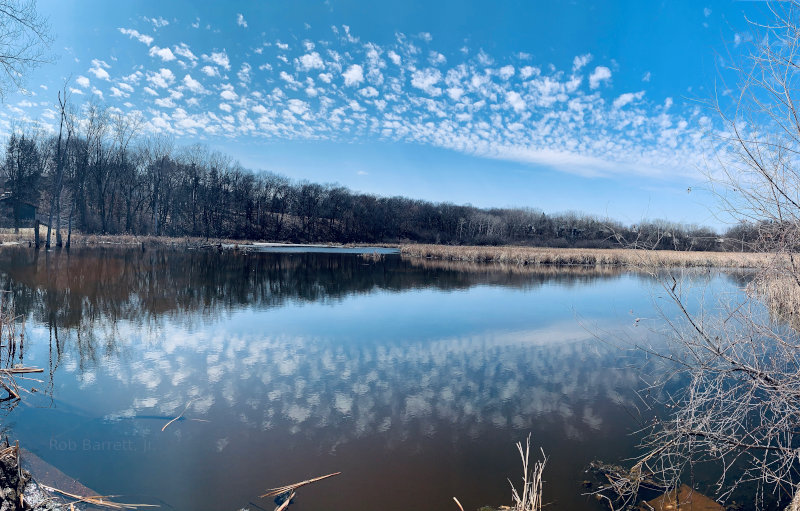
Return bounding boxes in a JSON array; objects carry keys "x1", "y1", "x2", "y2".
[{"x1": 0, "y1": 230, "x2": 775, "y2": 269}]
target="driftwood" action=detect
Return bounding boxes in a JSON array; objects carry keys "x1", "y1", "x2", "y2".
[
  {"x1": 260, "y1": 472, "x2": 341, "y2": 498},
  {"x1": 0, "y1": 367, "x2": 44, "y2": 374},
  {"x1": 41, "y1": 485, "x2": 159, "y2": 509}
]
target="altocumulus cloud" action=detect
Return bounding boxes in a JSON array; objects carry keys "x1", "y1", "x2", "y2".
[{"x1": 1, "y1": 22, "x2": 716, "y2": 180}]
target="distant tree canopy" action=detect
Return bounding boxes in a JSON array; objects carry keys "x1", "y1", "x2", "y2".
[{"x1": 0, "y1": 104, "x2": 757, "y2": 250}]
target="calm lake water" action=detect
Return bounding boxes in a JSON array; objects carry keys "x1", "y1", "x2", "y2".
[{"x1": 0, "y1": 247, "x2": 747, "y2": 511}]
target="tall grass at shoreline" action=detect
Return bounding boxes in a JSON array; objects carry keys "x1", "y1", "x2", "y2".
[{"x1": 401, "y1": 244, "x2": 775, "y2": 269}]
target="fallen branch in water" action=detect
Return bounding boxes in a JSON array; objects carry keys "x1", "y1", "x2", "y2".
[
  {"x1": 0, "y1": 367, "x2": 43, "y2": 374},
  {"x1": 274, "y1": 491, "x2": 296, "y2": 511},
  {"x1": 41, "y1": 485, "x2": 159, "y2": 509},
  {"x1": 260, "y1": 472, "x2": 341, "y2": 498},
  {"x1": 161, "y1": 400, "x2": 194, "y2": 432}
]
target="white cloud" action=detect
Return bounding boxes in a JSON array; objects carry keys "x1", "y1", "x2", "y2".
[
  {"x1": 203, "y1": 51, "x2": 230, "y2": 70},
  {"x1": 387, "y1": 51, "x2": 401, "y2": 66},
  {"x1": 572, "y1": 54, "x2": 592, "y2": 71},
  {"x1": 149, "y1": 46, "x2": 176, "y2": 62},
  {"x1": 237, "y1": 13, "x2": 248, "y2": 28},
  {"x1": 155, "y1": 97, "x2": 176, "y2": 108},
  {"x1": 238, "y1": 63, "x2": 252, "y2": 84},
  {"x1": 288, "y1": 99, "x2": 308, "y2": 115},
  {"x1": 497, "y1": 65, "x2": 515, "y2": 80},
  {"x1": 280, "y1": 71, "x2": 299, "y2": 86},
  {"x1": 588, "y1": 66, "x2": 612, "y2": 89},
  {"x1": 612, "y1": 90, "x2": 645, "y2": 109},
  {"x1": 146, "y1": 16, "x2": 169, "y2": 28},
  {"x1": 520, "y1": 66, "x2": 539, "y2": 80},
  {"x1": 429, "y1": 52, "x2": 446, "y2": 66},
  {"x1": 220, "y1": 89, "x2": 238, "y2": 101},
  {"x1": 505, "y1": 91, "x2": 526, "y2": 113},
  {"x1": 642, "y1": 71, "x2": 651, "y2": 82},
  {"x1": 182, "y1": 74, "x2": 206, "y2": 94},
  {"x1": 88, "y1": 59, "x2": 111, "y2": 81},
  {"x1": 147, "y1": 68, "x2": 175, "y2": 89},
  {"x1": 76, "y1": 75, "x2": 90, "y2": 88},
  {"x1": 359, "y1": 86, "x2": 379, "y2": 98},
  {"x1": 343, "y1": 64, "x2": 364, "y2": 86},
  {"x1": 411, "y1": 68, "x2": 442, "y2": 96},
  {"x1": 201, "y1": 66, "x2": 219, "y2": 77},
  {"x1": 110, "y1": 86, "x2": 129, "y2": 98},
  {"x1": 118, "y1": 28, "x2": 153, "y2": 46},
  {"x1": 704, "y1": 7, "x2": 712, "y2": 17},
  {"x1": 174, "y1": 43, "x2": 197, "y2": 62},
  {"x1": 297, "y1": 52, "x2": 324, "y2": 71}
]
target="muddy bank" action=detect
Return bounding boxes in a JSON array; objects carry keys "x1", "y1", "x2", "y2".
[{"x1": 0, "y1": 443, "x2": 61, "y2": 511}]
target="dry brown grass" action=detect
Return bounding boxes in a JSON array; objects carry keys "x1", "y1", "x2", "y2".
[
  {"x1": 400, "y1": 244, "x2": 775, "y2": 269},
  {"x1": 0, "y1": 229, "x2": 255, "y2": 249},
  {"x1": 405, "y1": 256, "x2": 627, "y2": 276}
]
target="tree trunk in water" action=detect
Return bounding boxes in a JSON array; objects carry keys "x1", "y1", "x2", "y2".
[{"x1": 66, "y1": 201, "x2": 73, "y2": 249}]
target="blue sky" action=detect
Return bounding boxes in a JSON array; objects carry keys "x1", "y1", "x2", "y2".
[{"x1": 0, "y1": 0, "x2": 772, "y2": 227}]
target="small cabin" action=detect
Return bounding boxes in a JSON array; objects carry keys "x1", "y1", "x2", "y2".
[{"x1": 0, "y1": 192, "x2": 38, "y2": 225}]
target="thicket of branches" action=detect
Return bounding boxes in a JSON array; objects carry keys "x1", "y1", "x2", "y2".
[{"x1": 618, "y1": 3, "x2": 800, "y2": 510}]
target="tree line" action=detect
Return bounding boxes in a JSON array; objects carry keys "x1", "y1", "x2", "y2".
[{"x1": 0, "y1": 100, "x2": 758, "y2": 250}]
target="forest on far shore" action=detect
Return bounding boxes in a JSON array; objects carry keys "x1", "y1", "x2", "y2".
[{"x1": 0, "y1": 107, "x2": 761, "y2": 251}]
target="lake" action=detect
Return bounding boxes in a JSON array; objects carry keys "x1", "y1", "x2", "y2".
[{"x1": 0, "y1": 247, "x2": 747, "y2": 511}]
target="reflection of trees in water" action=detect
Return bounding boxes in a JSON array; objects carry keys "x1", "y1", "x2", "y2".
[
  {"x1": 0, "y1": 246, "x2": 641, "y2": 366},
  {"x1": 0, "y1": 248, "x2": 744, "y2": 446}
]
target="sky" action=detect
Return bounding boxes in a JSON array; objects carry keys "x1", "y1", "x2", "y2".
[{"x1": 0, "y1": 0, "x2": 775, "y2": 228}]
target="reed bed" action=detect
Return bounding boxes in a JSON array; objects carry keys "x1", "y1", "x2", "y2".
[
  {"x1": 509, "y1": 435, "x2": 546, "y2": 511},
  {"x1": 401, "y1": 244, "x2": 775, "y2": 269},
  {"x1": 406, "y1": 256, "x2": 627, "y2": 277}
]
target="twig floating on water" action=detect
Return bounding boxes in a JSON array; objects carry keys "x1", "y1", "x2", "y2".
[
  {"x1": 161, "y1": 400, "x2": 194, "y2": 432},
  {"x1": 260, "y1": 472, "x2": 341, "y2": 498}
]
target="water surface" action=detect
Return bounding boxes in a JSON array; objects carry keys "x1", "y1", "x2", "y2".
[{"x1": 0, "y1": 247, "x2": 746, "y2": 511}]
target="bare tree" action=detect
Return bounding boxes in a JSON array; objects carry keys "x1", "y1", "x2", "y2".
[
  {"x1": 46, "y1": 85, "x2": 72, "y2": 247},
  {"x1": 615, "y1": 3, "x2": 800, "y2": 509},
  {"x1": 0, "y1": 0, "x2": 51, "y2": 98}
]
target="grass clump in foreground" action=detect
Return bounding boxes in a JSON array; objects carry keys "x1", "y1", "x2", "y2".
[
  {"x1": 401, "y1": 244, "x2": 775, "y2": 269},
  {"x1": 455, "y1": 435, "x2": 546, "y2": 511}
]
